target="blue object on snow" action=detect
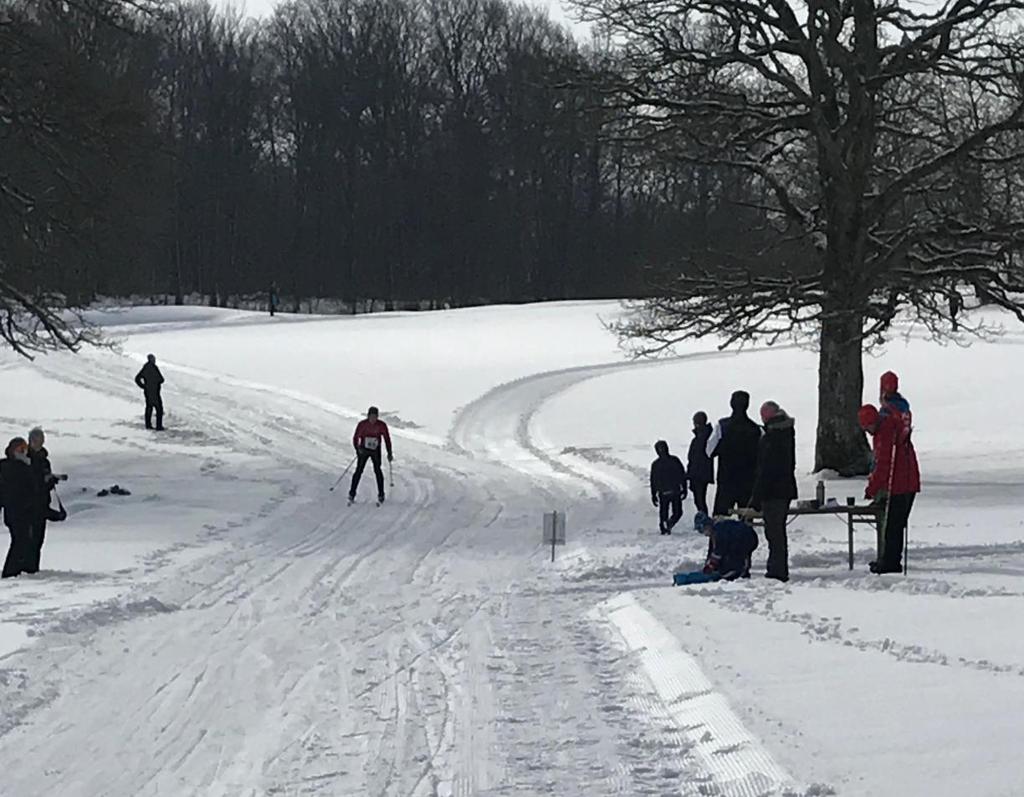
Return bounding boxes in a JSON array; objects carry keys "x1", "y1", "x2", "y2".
[
  {"x1": 693, "y1": 511, "x2": 711, "y2": 533},
  {"x1": 673, "y1": 570, "x2": 721, "y2": 586}
]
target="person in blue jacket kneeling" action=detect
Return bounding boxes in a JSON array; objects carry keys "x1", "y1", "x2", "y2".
[{"x1": 674, "y1": 512, "x2": 759, "y2": 585}]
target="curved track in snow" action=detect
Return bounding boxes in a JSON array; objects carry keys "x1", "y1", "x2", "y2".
[{"x1": 0, "y1": 341, "x2": 794, "y2": 796}]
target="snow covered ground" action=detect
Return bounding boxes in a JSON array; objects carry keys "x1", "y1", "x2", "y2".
[{"x1": 0, "y1": 301, "x2": 1022, "y2": 795}]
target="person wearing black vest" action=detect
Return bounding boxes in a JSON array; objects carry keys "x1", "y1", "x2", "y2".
[
  {"x1": 706, "y1": 390, "x2": 762, "y2": 516},
  {"x1": 751, "y1": 402, "x2": 798, "y2": 582}
]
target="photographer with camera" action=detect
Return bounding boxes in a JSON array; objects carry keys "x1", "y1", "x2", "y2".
[{"x1": 26, "y1": 427, "x2": 66, "y2": 573}]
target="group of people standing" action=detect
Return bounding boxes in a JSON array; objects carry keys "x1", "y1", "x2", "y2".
[
  {"x1": 1, "y1": 428, "x2": 63, "y2": 578},
  {"x1": 654, "y1": 374, "x2": 920, "y2": 582},
  {"x1": 651, "y1": 390, "x2": 795, "y2": 581}
]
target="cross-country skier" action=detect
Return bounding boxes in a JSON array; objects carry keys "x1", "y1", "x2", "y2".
[
  {"x1": 694, "y1": 511, "x2": 758, "y2": 580},
  {"x1": 1, "y1": 438, "x2": 37, "y2": 579},
  {"x1": 349, "y1": 406, "x2": 393, "y2": 504},
  {"x1": 687, "y1": 411, "x2": 714, "y2": 515},
  {"x1": 859, "y1": 372, "x2": 920, "y2": 574},
  {"x1": 751, "y1": 402, "x2": 797, "y2": 582},
  {"x1": 134, "y1": 354, "x2": 165, "y2": 431},
  {"x1": 706, "y1": 391, "x2": 762, "y2": 515},
  {"x1": 650, "y1": 440, "x2": 687, "y2": 535}
]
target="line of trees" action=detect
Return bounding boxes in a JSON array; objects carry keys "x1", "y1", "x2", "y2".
[{"x1": 2, "y1": 0, "x2": 782, "y2": 331}]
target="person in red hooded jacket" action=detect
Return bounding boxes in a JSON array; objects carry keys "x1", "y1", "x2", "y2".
[
  {"x1": 859, "y1": 371, "x2": 920, "y2": 574},
  {"x1": 349, "y1": 406, "x2": 393, "y2": 504}
]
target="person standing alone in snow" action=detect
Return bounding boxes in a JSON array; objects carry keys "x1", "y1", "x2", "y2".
[
  {"x1": 2, "y1": 438, "x2": 37, "y2": 578},
  {"x1": 135, "y1": 354, "x2": 165, "y2": 431},
  {"x1": 350, "y1": 406, "x2": 393, "y2": 504},
  {"x1": 650, "y1": 440, "x2": 687, "y2": 535},
  {"x1": 687, "y1": 411, "x2": 714, "y2": 515},
  {"x1": 859, "y1": 371, "x2": 920, "y2": 574},
  {"x1": 707, "y1": 390, "x2": 762, "y2": 515},
  {"x1": 751, "y1": 402, "x2": 797, "y2": 582}
]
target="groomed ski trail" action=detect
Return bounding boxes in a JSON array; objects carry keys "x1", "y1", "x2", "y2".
[{"x1": 0, "y1": 342, "x2": 798, "y2": 796}]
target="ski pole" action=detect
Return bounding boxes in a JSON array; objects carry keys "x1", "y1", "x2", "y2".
[
  {"x1": 879, "y1": 430, "x2": 898, "y2": 569},
  {"x1": 329, "y1": 455, "x2": 358, "y2": 492}
]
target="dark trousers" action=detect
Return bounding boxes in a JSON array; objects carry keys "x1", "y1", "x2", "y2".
[
  {"x1": 145, "y1": 393, "x2": 164, "y2": 430},
  {"x1": 691, "y1": 481, "x2": 710, "y2": 515},
  {"x1": 350, "y1": 449, "x2": 384, "y2": 499},
  {"x1": 25, "y1": 518, "x2": 46, "y2": 574},
  {"x1": 881, "y1": 493, "x2": 915, "y2": 568},
  {"x1": 658, "y1": 492, "x2": 683, "y2": 533},
  {"x1": 712, "y1": 480, "x2": 752, "y2": 516},
  {"x1": 3, "y1": 524, "x2": 33, "y2": 578},
  {"x1": 762, "y1": 499, "x2": 790, "y2": 579}
]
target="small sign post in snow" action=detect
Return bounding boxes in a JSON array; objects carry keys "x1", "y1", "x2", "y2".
[{"x1": 543, "y1": 511, "x2": 566, "y2": 562}]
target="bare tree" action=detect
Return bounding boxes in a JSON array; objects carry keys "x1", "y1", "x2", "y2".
[{"x1": 578, "y1": 0, "x2": 1024, "y2": 473}]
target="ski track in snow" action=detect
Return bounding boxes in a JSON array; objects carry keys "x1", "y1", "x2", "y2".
[
  {"x1": 2, "y1": 312, "x2": 1020, "y2": 796},
  {"x1": 0, "y1": 338, "x2": 795, "y2": 797}
]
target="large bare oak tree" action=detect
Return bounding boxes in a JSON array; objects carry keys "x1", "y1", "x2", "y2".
[{"x1": 577, "y1": 0, "x2": 1024, "y2": 473}]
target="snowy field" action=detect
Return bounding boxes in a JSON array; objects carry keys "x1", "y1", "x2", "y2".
[{"x1": 0, "y1": 301, "x2": 1023, "y2": 796}]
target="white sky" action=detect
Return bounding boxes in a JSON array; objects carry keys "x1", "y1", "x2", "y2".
[{"x1": 227, "y1": 0, "x2": 592, "y2": 37}]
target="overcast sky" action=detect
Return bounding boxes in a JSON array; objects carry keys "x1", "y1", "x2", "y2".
[{"x1": 225, "y1": 0, "x2": 592, "y2": 37}]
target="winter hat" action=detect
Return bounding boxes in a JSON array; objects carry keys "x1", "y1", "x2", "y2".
[
  {"x1": 760, "y1": 401, "x2": 781, "y2": 424},
  {"x1": 693, "y1": 411, "x2": 708, "y2": 427},
  {"x1": 367, "y1": 406, "x2": 380, "y2": 417},
  {"x1": 693, "y1": 511, "x2": 712, "y2": 534},
  {"x1": 654, "y1": 440, "x2": 669, "y2": 456},
  {"x1": 730, "y1": 391, "x2": 751, "y2": 412},
  {"x1": 858, "y1": 404, "x2": 880, "y2": 431},
  {"x1": 880, "y1": 371, "x2": 899, "y2": 396}
]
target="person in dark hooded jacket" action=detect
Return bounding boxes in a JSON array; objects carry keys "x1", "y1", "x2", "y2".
[
  {"x1": 687, "y1": 412, "x2": 714, "y2": 515},
  {"x1": 2, "y1": 438, "x2": 37, "y2": 579},
  {"x1": 751, "y1": 402, "x2": 798, "y2": 582},
  {"x1": 135, "y1": 354, "x2": 165, "y2": 431},
  {"x1": 650, "y1": 440, "x2": 687, "y2": 535},
  {"x1": 707, "y1": 390, "x2": 762, "y2": 515}
]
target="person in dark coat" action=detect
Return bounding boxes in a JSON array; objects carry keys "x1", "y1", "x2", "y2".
[
  {"x1": 269, "y1": 282, "x2": 279, "y2": 317},
  {"x1": 26, "y1": 427, "x2": 58, "y2": 574},
  {"x1": 687, "y1": 411, "x2": 714, "y2": 515},
  {"x1": 650, "y1": 440, "x2": 687, "y2": 535},
  {"x1": 2, "y1": 438, "x2": 37, "y2": 579},
  {"x1": 135, "y1": 354, "x2": 165, "y2": 431},
  {"x1": 751, "y1": 402, "x2": 798, "y2": 582},
  {"x1": 860, "y1": 371, "x2": 921, "y2": 574},
  {"x1": 694, "y1": 511, "x2": 758, "y2": 580},
  {"x1": 707, "y1": 390, "x2": 762, "y2": 515}
]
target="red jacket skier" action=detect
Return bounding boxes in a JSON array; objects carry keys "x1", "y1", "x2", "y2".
[
  {"x1": 859, "y1": 371, "x2": 920, "y2": 574},
  {"x1": 349, "y1": 406, "x2": 393, "y2": 503}
]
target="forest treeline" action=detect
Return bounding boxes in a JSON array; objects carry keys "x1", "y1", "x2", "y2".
[{"x1": 1, "y1": 0, "x2": 785, "y2": 310}]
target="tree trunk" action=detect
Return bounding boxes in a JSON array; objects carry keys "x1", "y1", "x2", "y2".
[{"x1": 815, "y1": 312, "x2": 872, "y2": 476}]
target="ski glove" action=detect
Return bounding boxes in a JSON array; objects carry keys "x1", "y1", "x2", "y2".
[
  {"x1": 388, "y1": 454, "x2": 394, "y2": 462},
  {"x1": 651, "y1": 495, "x2": 658, "y2": 507}
]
